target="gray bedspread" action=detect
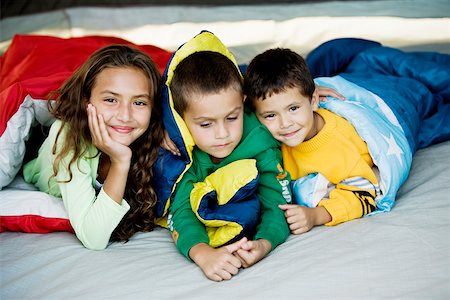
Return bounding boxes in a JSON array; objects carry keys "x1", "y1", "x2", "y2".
[{"x1": 2, "y1": 141, "x2": 449, "y2": 299}]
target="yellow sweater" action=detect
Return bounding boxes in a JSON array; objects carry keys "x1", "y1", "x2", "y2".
[{"x1": 282, "y1": 108, "x2": 378, "y2": 226}]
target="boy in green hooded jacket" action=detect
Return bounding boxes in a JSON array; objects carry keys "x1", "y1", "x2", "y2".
[{"x1": 164, "y1": 32, "x2": 292, "y2": 282}]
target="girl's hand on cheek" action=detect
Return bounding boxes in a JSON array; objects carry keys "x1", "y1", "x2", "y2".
[{"x1": 87, "y1": 104, "x2": 131, "y2": 164}]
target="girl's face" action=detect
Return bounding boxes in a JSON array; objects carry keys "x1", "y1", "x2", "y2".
[{"x1": 89, "y1": 67, "x2": 152, "y2": 146}]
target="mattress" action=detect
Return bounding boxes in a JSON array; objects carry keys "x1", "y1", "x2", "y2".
[{"x1": 1, "y1": 141, "x2": 449, "y2": 298}]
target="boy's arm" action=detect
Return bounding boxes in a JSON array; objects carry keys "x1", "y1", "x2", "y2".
[
  {"x1": 168, "y1": 169, "x2": 209, "y2": 258},
  {"x1": 253, "y1": 149, "x2": 291, "y2": 250},
  {"x1": 319, "y1": 177, "x2": 378, "y2": 226},
  {"x1": 278, "y1": 204, "x2": 331, "y2": 234},
  {"x1": 169, "y1": 167, "x2": 246, "y2": 281}
]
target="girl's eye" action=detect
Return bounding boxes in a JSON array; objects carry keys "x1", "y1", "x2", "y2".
[
  {"x1": 227, "y1": 116, "x2": 238, "y2": 121},
  {"x1": 289, "y1": 106, "x2": 299, "y2": 112},
  {"x1": 264, "y1": 113, "x2": 275, "y2": 119},
  {"x1": 104, "y1": 98, "x2": 116, "y2": 103},
  {"x1": 134, "y1": 100, "x2": 147, "y2": 106},
  {"x1": 200, "y1": 122, "x2": 212, "y2": 128}
]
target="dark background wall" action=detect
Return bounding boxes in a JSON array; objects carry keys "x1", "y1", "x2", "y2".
[{"x1": 1, "y1": 0, "x2": 364, "y2": 19}]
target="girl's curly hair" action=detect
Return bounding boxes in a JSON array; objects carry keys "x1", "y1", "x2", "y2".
[{"x1": 49, "y1": 44, "x2": 164, "y2": 242}]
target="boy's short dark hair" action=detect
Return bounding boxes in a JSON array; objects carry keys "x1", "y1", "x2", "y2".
[
  {"x1": 244, "y1": 48, "x2": 316, "y2": 105},
  {"x1": 171, "y1": 51, "x2": 243, "y2": 116}
]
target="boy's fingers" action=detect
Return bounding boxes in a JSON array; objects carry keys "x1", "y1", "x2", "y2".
[
  {"x1": 216, "y1": 269, "x2": 233, "y2": 281},
  {"x1": 316, "y1": 85, "x2": 346, "y2": 100},
  {"x1": 210, "y1": 273, "x2": 224, "y2": 282},
  {"x1": 288, "y1": 221, "x2": 302, "y2": 231},
  {"x1": 225, "y1": 237, "x2": 248, "y2": 253},
  {"x1": 234, "y1": 251, "x2": 249, "y2": 268},
  {"x1": 163, "y1": 130, "x2": 181, "y2": 155},
  {"x1": 335, "y1": 92, "x2": 346, "y2": 100},
  {"x1": 235, "y1": 249, "x2": 252, "y2": 267},
  {"x1": 170, "y1": 143, "x2": 181, "y2": 156},
  {"x1": 163, "y1": 140, "x2": 181, "y2": 156},
  {"x1": 227, "y1": 257, "x2": 242, "y2": 270},
  {"x1": 233, "y1": 252, "x2": 246, "y2": 268},
  {"x1": 168, "y1": 140, "x2": 177, "y2": 151},
  {"x1": 164, "y1": 139, "x2": 174, "y2": 151},
  {"x1": 278, "y1": 204, "x2": 297, "y2": 210},
  {"x1": 239, "y1": 240, "x2": 253, "y2": 251},
  {"x1": 292, "y1": 226, "x2": 309, "y2": 235}
]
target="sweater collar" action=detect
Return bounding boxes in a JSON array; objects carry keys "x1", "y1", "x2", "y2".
[{"x1": 295, "y1": 108, "x2": 337, "y2": 153}]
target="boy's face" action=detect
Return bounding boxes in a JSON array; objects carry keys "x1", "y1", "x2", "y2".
[
  {"x1": 183, "y1": 87, "x2": 244, "y2": 163},
  {"x1": 254, "y1": 86, "x2": 319, "y2": 147}
]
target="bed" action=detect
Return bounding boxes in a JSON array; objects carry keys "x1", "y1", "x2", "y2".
[{"x1": 1, "y1": 1, "x2": 449, "y2": 299}]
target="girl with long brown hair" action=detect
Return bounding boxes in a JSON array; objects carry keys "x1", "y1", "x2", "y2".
[{"x1": 23, "y1": 45, "x2": 164, "y2": 250}]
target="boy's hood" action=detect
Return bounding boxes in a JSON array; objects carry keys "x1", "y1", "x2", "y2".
[
  {"x1": 161, "y1": 30, "x2": 243, "y2": 166},
  {"x1": 154, "y1": 31, "x2": 243, "y2": 219}
]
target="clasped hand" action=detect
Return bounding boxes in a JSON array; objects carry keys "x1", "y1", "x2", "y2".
[{"x1": 190, "y1": 237, "x2": 271, "y2": 282}]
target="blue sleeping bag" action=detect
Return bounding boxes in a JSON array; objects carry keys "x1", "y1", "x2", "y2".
[{"x1": 297, "y1": 38, "x2": 450, "y2": 212}]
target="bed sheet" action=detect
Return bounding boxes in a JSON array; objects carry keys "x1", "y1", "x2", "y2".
[{"x1": 1, "y1": 140, "x2": 449, "y2": 299}]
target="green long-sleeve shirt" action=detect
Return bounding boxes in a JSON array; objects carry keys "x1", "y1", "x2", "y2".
[
  {"x1": 23, "y1": 120, "x2": 130, "y2": 250},
  {"x1": 169, "y1": 108, "x2": 291, "y2": 258}
]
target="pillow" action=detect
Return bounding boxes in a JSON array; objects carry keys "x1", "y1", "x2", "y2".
[
  {"x1": 0, "y1": 176, "x2": 73, "y2": 233},
  {"x1": 0, "y1": 88, "x2": 56, "y2": 189}
]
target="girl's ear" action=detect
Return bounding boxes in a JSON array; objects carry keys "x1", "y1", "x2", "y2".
[
  {"x1": 311, "y1": 88, "x2": 320, "y2": 111},
  {"x1": 243, "y1": 95, "x2": 247, "y2": 103}
]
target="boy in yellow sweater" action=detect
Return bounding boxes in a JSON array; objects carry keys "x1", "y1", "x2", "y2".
[{"x1": 244, "y1": 48, "x2": 379, "y2": 234}]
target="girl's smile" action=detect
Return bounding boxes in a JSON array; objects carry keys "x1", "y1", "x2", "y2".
[{"x1": 110, "y1": 125, "x2": 134, "y2": 134}]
